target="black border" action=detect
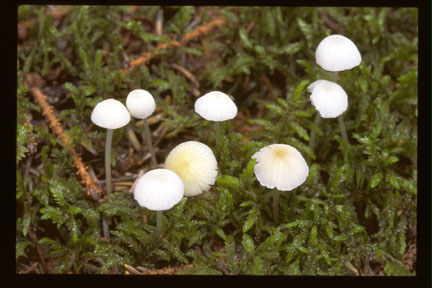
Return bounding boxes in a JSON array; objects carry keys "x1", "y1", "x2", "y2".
[{"x1": 6, "y1": 0, "x2": 431, "y2": 287}]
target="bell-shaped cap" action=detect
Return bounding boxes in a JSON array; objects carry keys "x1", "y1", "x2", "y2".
[
  {"x1": 307, "y1": 79, "x2": 348, "y2": 118},
  {"x1": 194, "y1": 91, "x2": 238, "y2": 121},
  {"x1": 134, "y1": 169, "x2": 184, "y2": 211},
  {"x1": 91, "y1": 99, "x2": 131, "y2": 129},
  {"x1": 315, "y1": 34, "x2": 361, "y2": 72},
  {"x1": 165, "y1": 141, "x2": 218, "y2": 196},
  {"x1": 126, "y1": 89, "x2": 156, "y2": 119},
  {"x1": 252, "y1": 144, "x2": 309, "y2": 191}
]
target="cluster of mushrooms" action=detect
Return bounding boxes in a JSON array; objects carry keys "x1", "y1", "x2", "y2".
[{"x1": 90, "y1": 34, "x2": 361, "y2": 239}]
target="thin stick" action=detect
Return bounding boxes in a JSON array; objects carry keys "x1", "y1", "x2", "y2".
[
  {"x1": 121, "y1": 16, "x2": 225, "y2": 74},
  {"x1": 309, "y1": 113, "x2": 321, "y2": 150},
  {"x1": 22, "y1": 262, "x2": 39, "y2": 274},
  {"x1": 155, "y1": 211, "x2": 163, "y2": 238},
  {"x1": 272, "y1": 189, "x2": 280, "y2": 222},
  {"x1": 36, "y1": 243, "x2": 47, "y2": 273},
  {"x1": 31, "y1": 87, "x2": 102, "y2": 200},
  {"x1": 143, "y1": 119, "x2": 157, "y2": 168},
  {"x1": 338, "y1": 116, "x2": 350, "y2": 144}
]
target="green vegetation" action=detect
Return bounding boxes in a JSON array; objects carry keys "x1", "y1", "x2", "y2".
[{"x1": 17, "y1": 6, "x2": 417, "y2": 275}]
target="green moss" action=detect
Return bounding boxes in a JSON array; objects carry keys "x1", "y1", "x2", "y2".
[{"x1": 17, "y1": 6, "x2": 417, "y2": 275}]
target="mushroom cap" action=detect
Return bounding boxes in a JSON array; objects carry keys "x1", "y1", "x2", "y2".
[
  {"x1": 252, "y1": 144, "x2": 309, "y2": 191},
  {"x1": 307, "y1": 79, "x2": 348, "y2": 118},
  {"x1": 164, "y1": 141, "x2": 218, "y2": 196},
  {"x1": 126, "y1": 89, "x2": 156, "y2": 119},
  {"x1": 315, "y1": 34, "x2": 362, "y2": 72},
  {"x1": 194, "y1": 91, "x2": 238, "y2": 121},
  {"x1": 91, "y1": 99, "x2": 131, "y2": 129},
  {"x1": 133, "y1": 169, "x2": 184, "y2": 211}
]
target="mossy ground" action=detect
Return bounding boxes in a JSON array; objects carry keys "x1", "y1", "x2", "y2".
[{"x1": 16, "y1": 6, "x2": 417, "y2": 275}]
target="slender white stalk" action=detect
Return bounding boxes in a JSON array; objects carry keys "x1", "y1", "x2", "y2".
[
  {"x1": 309, "y1": 113, "x2": 321, "y2": 150},
  {"x1": 272, "y1": 189, "x2": 280, "y2": 222},
  {"x1": 155, "y1": 211, "x2": 163, "y2": 238},
  {"x1": 143, "y1": 119, "x2": 157, "y2": 168},
  {"x1": 103, "y1": 129, "x2": 113, "y2": 241}
]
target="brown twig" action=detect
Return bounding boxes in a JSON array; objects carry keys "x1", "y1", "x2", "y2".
[
  {"x1": 170, "y1": 63, "x2": 200, "y2": 88},
  {"x1": 30, "y1": 87, "x2": 102, "y2": 201},
  {"x1": 21, "y1": 262, "x2": 39, "y2": 274},
  {"x1": 121, "y1": 16, "x2": 225, "y2": 74},
  {"x1": 135, "y1": 264, "x2": 195, "y2": 275},
  {"x1": 36, "y1": 243, "x2": 47, "y2": 273}
]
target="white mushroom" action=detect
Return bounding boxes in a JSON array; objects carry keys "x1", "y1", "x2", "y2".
[
  {"x1": 194, "y1": 91, "x2": 237, "y2": 122},
  {"x1": 134, "y1": 169, "x2": 184, "y2": 237},
  {"x1": 126, "y1": 89, "x2": 156, "y2": 119},
  {"x1": 315, "y1": 34, "x2": 362, "y2": 72},
  {"x1": 252, "y1": 144, "x2": 309, "y2": 191},
  {"x1": 307, "y1": 79, "x2": 348, "y2": 118},
  {"x1": 165, "y1": 141, "x2": 218, "y2": 196},
  {"x1": 134, "y1": 169, "x2": 184, "y2": 211},
  {"x1": 252, "y1": 144, "x2": 309, "y2": 222},
  {"x1": 91, "y1": 99, "x2": 131, "y2": 129},
  {"x1": 91, "y1": 98, "x2": 130, "y2": 241},
  {"x1": 125, "y1": 89, "x2": 157, "y2": 167}
]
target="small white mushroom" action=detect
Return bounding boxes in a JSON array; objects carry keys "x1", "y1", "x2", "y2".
[
  {"x1": 165, "y1": 141, "x2": 218, "y2": 196},
  {"x1": 134, "y1": 169, "x2": 184, "y2": 211},
  {"x1": 134, "y1": 169, "x2": 184, "y2": 238},
  {"x1": 252, "y1": 144, "x2": 309, "y2": 191},
  {"x1": 91, "y1": 98, "x2": 130, "y2": 241},
  {"x1": 315, "y1": 34, "x2": 362, "y2": 72},
  {"x1": 125, "y1": 89, "x2": 157, "y2": 167},
  {"x1": 91, "y1": 99, "x2": 131, "y2": 129},
  {"x1": 252, "y1": 144, "x2": 309, "y2": 222},
  {"x1": 307, "y1": 79, "x2": 348, "y2": 118},
  {"x1": 194, "y1": 91, "x2": 238, "y2": 122},
  {"x1": 126, "y1": 89, "x2": 156, "y2": 119}
]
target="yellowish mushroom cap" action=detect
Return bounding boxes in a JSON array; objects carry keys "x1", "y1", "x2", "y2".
[{"x1": 165, "y1": 141, "x2": 218, "y2": 196}]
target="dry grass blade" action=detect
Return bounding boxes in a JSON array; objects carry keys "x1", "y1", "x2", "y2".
[
  {"x1": 124, "y1": 264, "x2": 141, "y2": 274},
  {"x1": 171, "y1": 63, "x2": 200, "y2": 88},
  {"x1": 345, "y1": 261, "x2": 360, "y2": 276},
  {"x1": 139, "y1": 264, "x2": 195, "y2": 275}
]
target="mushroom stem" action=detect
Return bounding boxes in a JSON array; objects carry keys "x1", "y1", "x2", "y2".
[
  {"x1": 309, "y1": 113, "x2": 321, "y2": 150},
  {"x1": 103, "y1": 128, "x2": 113, "y2": 241},
  {"x1": 338, "y1": 115, "x2": 350, "y2": 144},
  {"x1": 215, "y1": 121, "x2": 221, "y2": 148},
  {"x1": 272, "y1": 189, "x2": 280, "y2": 222},
  {"x1": 105, "y1": 129, "x2": 113, "y2": 195},
  {"x1": 155, "y1": 210, "x2": 163, "y2": 238},
  {"x1": 333, "y1": 71, "x2": 339, "y2": 82},
  {"x1": 143, "y1": 119, "x2": 157, "y2": 168}
]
